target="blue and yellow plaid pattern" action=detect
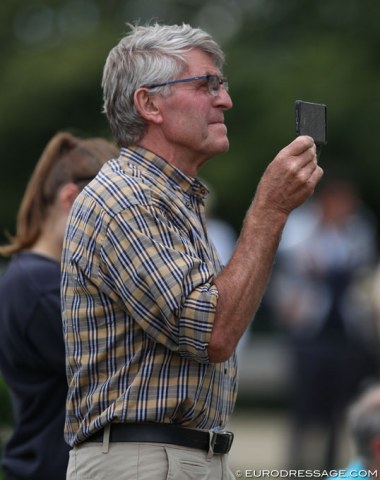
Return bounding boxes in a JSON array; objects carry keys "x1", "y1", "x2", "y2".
[{"x1": 61, "y1": 146, "x2": 238, "y2": 446}]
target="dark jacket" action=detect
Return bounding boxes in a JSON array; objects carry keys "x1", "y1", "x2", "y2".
[{"x1": 0, "y1": 252, "x2": 69, "y2": 480}]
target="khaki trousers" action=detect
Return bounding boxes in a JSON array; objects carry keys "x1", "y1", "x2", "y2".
[{"x1": 66, "y1": 441, "x2": 235, "y2": 480}]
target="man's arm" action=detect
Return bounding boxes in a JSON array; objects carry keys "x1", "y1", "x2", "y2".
[{"x1": 208, "y1": 136, "x2": 323, "y2": 362}]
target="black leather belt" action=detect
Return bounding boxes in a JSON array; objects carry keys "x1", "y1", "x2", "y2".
[{"x1": 86, "y1": 423, "x2": 234, "y2": 455}]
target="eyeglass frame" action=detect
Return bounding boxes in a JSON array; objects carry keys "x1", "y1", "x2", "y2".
[{"x1": 143, "y1": 74, "x2": 229, "y2": 96}]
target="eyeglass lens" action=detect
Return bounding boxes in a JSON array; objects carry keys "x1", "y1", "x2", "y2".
[{"x1": 208, "y1": 75, "x2": 228, "y2": 96}]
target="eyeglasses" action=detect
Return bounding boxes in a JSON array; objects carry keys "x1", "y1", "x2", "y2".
[{"x1": 144, "y1": 74, "x2": 229, "y2": 96}]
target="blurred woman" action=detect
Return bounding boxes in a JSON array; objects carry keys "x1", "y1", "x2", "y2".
[{"x1": 0, "y1": 132, "x2": 118, "y2": 480}]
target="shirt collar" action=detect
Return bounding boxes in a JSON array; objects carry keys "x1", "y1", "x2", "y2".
[{"x1": 119, "y1": 146, "x2": 209, "y2": 200}]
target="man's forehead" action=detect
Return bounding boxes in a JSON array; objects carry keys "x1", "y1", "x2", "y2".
[{"x1": 182, "y1": 48, "x2": 221, "y2": 75}]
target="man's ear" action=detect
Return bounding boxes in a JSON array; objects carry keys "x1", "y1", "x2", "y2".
[
  {"x1": 58, "y1": 183, "x2": 80, "y2": 213},
  {"x1": 134, "y1": 88, "x2": 163, "y2": 125}
]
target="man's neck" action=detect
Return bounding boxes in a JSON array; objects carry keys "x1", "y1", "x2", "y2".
[{"x1": 138, "y1": 137, "x2": 205, "y2": 178}]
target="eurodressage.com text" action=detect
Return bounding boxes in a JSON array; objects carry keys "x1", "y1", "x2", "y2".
[{"x1": 234, "y1": 469, "x2": 378, "y2": 478}]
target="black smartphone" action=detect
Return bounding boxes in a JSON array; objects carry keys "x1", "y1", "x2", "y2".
[{"x1": 295, "y1": 100, "x2": 327, "y2": 148}]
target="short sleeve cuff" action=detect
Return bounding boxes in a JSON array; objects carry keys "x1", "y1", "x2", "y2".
[{"x1": 178, "y1": 282, "x2": 219, "y2": 363}]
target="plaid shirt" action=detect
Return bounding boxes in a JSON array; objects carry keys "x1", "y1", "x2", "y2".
[{"x1": 61, "y1": 146, "x2": 238, "y2": 446}]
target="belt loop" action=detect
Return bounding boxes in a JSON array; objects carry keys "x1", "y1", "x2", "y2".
[
  {"x1": 102, "y1": 424, "x2": 111, "y2": 454},
  {"x1": 207, "y1": 430, "x2": 216, "y2": 460}
]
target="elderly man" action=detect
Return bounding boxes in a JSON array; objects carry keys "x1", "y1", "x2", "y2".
[{"x1": 61, "y1": 23, "x2": 323, "y2": 480}]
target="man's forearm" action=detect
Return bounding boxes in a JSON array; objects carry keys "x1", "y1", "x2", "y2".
[{"x1": 208, "y1": 201, "x2": 288, "y2": 362}]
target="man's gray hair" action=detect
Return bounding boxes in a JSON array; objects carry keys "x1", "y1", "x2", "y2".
[
  {"x1": 102, "y1": 23, "x2": 225, "y2": 147},
  {"x1": 348, "y1": 385, "x2": 380, "y2": 466}
]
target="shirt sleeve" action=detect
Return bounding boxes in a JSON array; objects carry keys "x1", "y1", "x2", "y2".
[{"x1": 96, "y1": 203, "x2": 218, "y2": 363}]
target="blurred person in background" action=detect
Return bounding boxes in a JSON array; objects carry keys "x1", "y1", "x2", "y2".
[
  {"x1": 205, "y1": 185, "x2": 237, "y2": 267},
  {"x1": 267, "y1": 176, "x2": 379, "y2": 470},
  {"x1": 328, "y1": 384, "x2": 380, "y2": 479},
  {"x1": 0, "y1": 132, "x2": 118, "y2": 480}
]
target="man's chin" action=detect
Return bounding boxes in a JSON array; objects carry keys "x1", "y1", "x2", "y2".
[
  {"x1": 202, "y1": 134, "x2": 230, "y2": 159},
  {"x1": 211, "y1": 129, "x2": 230, "y2": 151},
  {"x1": 216, "y1": 138, "x2": 230, "y2": 153}
]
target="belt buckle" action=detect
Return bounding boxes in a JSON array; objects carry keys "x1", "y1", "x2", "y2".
[
  {"x1": 207, "y1": 429, "x2": 234, "y2": 458},
  {"x1": 207, "y1": 430, "x2": 218, "y2": 459},
  {"x1": 222, "y1": 430, "x2": 234, "y2": 453}
]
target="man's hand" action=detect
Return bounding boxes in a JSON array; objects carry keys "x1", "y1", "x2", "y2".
[{"x1": 255, "y1": 135, "x2": 323, "y2": 217}]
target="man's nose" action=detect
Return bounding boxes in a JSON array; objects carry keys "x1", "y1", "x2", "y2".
[{"x1": 215, "y1": 86, "x2": 233, "y2": 110}]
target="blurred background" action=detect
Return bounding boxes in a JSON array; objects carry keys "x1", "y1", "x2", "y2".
[{"x1": 2, "y1": 0, "x2": 380, "y2": 476}]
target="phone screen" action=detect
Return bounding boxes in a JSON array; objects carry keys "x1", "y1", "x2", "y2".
[{"x1": 295, "y1": 100, "x2": 327, "y2": 146}]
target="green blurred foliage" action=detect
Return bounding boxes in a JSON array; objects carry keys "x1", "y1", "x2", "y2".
[
  {"x1": 1, "y1": 0, "x2": 380, "y2": 241},
  {"x1": 0, "y1": 377, "x2": 12, "y2": 426}
]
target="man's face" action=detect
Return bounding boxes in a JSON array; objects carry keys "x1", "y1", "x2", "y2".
[{"x1": 155, "y1": 48, "x2": 233, "y2": 175}]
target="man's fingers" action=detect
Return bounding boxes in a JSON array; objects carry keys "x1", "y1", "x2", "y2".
[{"x1": 282, "y1": 135, "x2": 316, "y2": 157}]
